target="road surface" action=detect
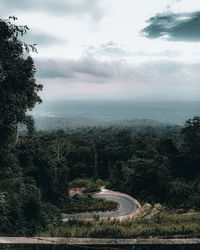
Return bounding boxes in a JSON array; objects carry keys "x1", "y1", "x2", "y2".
[{"x1": 62, "y1": 189, "x2": 139, "y2": 220}]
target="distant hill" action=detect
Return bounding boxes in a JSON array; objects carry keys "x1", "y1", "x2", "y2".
[{"x1": 30, "y1": 100, "x2": 200, "y2": 130}]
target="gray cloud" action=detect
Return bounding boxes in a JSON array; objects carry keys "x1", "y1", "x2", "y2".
[
  {"x1": 35, "y1": 58, "x2": 113, "y2": 82},
  {"x1": 141, "y1": 11, "x2": 200, "y2": 42},
  {"x1": 35, "y1": 57, "x2": 200, "y2": 90},
  {"x1": 0, "y1": 0, "x2": 103, "y2": 21},
  {"x1": 84, "y1": 41, "x2": 128, "y2": 57},
  {"x1": 23, "y1": 30, "x2": 66, "y2": 47},
  {"x1": 85, "y1": 42, "x2": 180, "y2": 58},
  {"x1": 132, "y1": 50, "x2": 181, "y2": 57}
]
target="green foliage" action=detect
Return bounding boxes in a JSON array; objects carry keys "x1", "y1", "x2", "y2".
[
  {"x1": 63, "y1": 194, "x2": 118, "y2": 213},
  {"x1": 182, "y1": 116, "x2": 200, "y2": 159},
  {"x1": 54, "y1": 116, "x2": 200, "y2": 209},
  {"x1": 0, "y1": 182, "x2": 60, "y2": 236},
  {"x1": 0, "y1": 18, "x2": 64, "y2": 236},
  {"x1": 69, "y1": 178, "x2": 103, "y2": 193},
  {"x1": 46, "y1": 213, "x2": 200, "y2": 238},
  {"x1": 0, "y1": 17, "x2": 42, "y2": 145},
  {"x1": 15, "y1": 115, "x2": 200, "y2": 215},
  {"x1": 16, "y1": 135, "x2": 69, "y2": 207}
]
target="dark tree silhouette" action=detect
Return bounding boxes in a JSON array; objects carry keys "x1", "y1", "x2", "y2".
[
  {"x1": 182, "y1": 116, "x2": 200, "y2": 159},
  {"x1": 0, "y1": 17, "x2": 42, "y2": 145}
]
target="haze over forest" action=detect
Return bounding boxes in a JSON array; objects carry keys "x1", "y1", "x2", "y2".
[{"x1": 32, "y1": 100, "x2": 200, "y2": 129}]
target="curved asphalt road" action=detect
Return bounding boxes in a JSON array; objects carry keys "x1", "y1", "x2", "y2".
[{"x1": 62, "y1": 191, "x2": 138, "y2": 220}]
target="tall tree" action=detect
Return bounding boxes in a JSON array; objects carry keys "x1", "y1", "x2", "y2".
[
  {"x1": 182, "y1": 116, "x2": 200, "y2": 159},
  {"x1": 0, "y1": 17, "x2": 42, "y2": 145}
]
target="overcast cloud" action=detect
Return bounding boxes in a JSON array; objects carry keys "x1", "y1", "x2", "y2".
[
  {"x1": 35, "y1": 57, "x2": 200, "y2": 101},
  {"x1": 1, "y1": 0, "x2": 200, "y2": 101},
  {"x1": 23, "y1": 30, "x2": 66, "y2": 47},
  {"x1": 0, "y1": 0, "x2": 103, "y2": 21},
  {"x1": 35, "y1": 57, "x2": 200, "y2": 85}
]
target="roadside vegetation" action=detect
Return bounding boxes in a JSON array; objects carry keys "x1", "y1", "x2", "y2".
[
  {"x1": 45, "y1": 212, "x2": 200, "y2": 238},
  {"x1": 69, "y1": 178, "x2": 104, "y2": 194},
  {"x1": 63, "y1": 194, "x2": 118, "y2": 213}
]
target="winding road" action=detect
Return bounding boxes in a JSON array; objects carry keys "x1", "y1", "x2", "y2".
[{"x1": 62, "y1": 189, "x2": 140, "y2": 221}]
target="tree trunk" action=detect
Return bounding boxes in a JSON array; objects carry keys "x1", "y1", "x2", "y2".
[{"x1": 93, "y1": 140, "x2": 98, "y2": 179}]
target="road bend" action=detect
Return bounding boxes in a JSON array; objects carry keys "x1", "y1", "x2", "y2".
[{"x1": 62, "y1": 189, "x2": 139, "y2": 220}]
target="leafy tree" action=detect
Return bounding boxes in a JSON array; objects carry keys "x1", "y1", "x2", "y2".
[
  {"x1": 50, "y1": 136, "x2": 71, "y2": 160},
  {"x1": 108, "y1": 161, "x2": 124, "y2": 190},
  {"x1": 0, "y1": 18, "x2": 64, "y2": 236},
  {"x1": 157, "y1": 138, "x2": 178, "y2": 157},
  {"x1": 0, "y1": 17, "x2": 42, "y2": 145},
  {"x1": 168, "y1": 180, "x2": 191, "y2": 206},
  {"x1": 181, "y1": 116, "x2": 200, "y2": 159},
  {"x1": 122, "y1": 157, "x2": 154, "y2": 198},
  {"x1": 0, "y1": 180, "x2": 60, "y2": 236}
]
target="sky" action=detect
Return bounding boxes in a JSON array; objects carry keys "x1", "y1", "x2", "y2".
[{"x1": 1, "y1": 0, "x2": 200, "y2": 101}]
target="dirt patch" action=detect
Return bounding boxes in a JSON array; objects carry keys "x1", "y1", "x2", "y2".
[{"x1": 69, "y1": 187, "x2": 85, "y2": 196}]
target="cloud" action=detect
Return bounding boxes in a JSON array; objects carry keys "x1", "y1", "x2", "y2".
[
  {"x1": 141, "y1": 11, "x2": 200, "y2": 42},
  {"x1": 132, "y1": 50, "x2": 181, "y2": 58},
  {"x1": 35, "y1": 58, "x2": 113, "y2": 82},
  {"x1": 84, "y1": 41, "x2": 181, "y2": 59},
  {"x1": 23, "y1": 30, "x2": 66, "y2": 47},
  {"x1": 35, "y1": 57, "x2": 200, "y2": 88},
  {"x1": 35, "y1": 57, "x2": 200, "y2": 101},
  {"x1": 84, "y1": 41, "x2": 128, "y2": 57},
  {"x1": 0, "y1": 0, "x2": 103, "y2": 21}
]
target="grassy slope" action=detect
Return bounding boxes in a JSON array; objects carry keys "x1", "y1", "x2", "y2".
[{"x1": 44, "y1": 213, "x2": 200, "y2": 238}]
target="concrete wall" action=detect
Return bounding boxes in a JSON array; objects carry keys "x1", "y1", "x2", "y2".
[{"x1": 0, "y1": 238, "x2": 200, "y2": 250}]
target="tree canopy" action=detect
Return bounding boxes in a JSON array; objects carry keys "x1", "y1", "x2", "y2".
[{"x1": 0, "y1": 17, "x2": 42, "y2": 145}]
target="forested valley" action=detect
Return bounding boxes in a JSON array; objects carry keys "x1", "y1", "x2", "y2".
[{"x1": 1, "y1": 117, "x2": 200, "y2": 235}]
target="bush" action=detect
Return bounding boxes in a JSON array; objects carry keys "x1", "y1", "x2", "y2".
[
  {"x1": 47, "y1": 213, "x2": 200, "y2": 238},
  {"x1": 62, "y1": 194, "x2": 118, "y2": 213},
  {"x1": 69, "y1": 178, "x2": 103, "y2": 193}
]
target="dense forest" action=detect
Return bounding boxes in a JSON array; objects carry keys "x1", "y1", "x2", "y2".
[
  {"x1": 1, "y1": 117, "x2": 200, "y2": 235},
  {"x1": 21, "y1": 118, "x2": 200, "y2": 210},
  {"x1": 0, "y1": 17, "x2": 200, "y2": 237}
]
